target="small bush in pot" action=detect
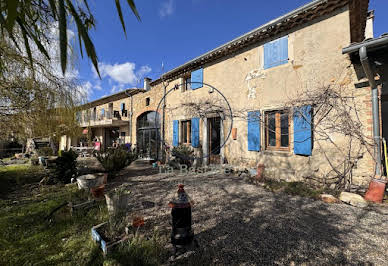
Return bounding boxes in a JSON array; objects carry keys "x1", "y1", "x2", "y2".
[
  {"x1": 105, "y1": 184, "x2": 131, "y2": 215},
  {"x1": 94, "y1": 147, "x2": 137, "y2": 177},
  {"x1": 53, "y1": 150, "x2": 78, "y2": 183},
  {"x1": 171, "y1": 145, "x2": 194, "y2": 168}
]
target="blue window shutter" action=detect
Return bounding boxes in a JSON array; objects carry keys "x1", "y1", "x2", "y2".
[
  {"x1": 247, "y1": 111, "x2": 261, "y2": 151},
  {"x1": 263, "y1": 42, "x2": 272, "y2": 69},
  {"x1": 264, "y1": 36, "x2": 288, "y2": 69},
  {"x1": 101, "y1": 108, "x2": 105, "y2": 116},
  {"x1": 280, "y1": 36, "x2": 288, "y2": 65},
  {"x1": 191, "y1": 118, "x2": 200, "y2": 148},
  {"x1": 173, "y1": 120, "x2": 179, "y2": 147},
  {"x1": 293, "y1": 105, "x2": 312, "y2": 156},
  {"x1": 121, "y1": 103, "x2": 125, "y2": 110},
  {"x1": 191, "y1": 68, "x2": 203, "y2": 90}
]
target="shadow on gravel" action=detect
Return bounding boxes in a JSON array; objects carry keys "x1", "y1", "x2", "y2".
[{"x1": 173, "y1": 178, "x2": 381, "y2": 265}]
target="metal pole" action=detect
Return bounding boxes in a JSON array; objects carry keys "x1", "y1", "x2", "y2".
[{"x1": 359, "y1": 46, "x2": 382, "y2": 176}]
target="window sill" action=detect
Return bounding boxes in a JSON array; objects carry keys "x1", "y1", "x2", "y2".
[{"x1": 262, "y1": 150, "x2": 292, "y2": 157}]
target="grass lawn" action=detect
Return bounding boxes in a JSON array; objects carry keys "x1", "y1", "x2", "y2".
[{"x1": 0, "y1": 165, "x2": 167, "y2": 265}]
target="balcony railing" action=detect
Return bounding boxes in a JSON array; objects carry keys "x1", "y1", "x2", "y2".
[{"x1": 79, "y1": 109, "x2": 126, "y2": 127}]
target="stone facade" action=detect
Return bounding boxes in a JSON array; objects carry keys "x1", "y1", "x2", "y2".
[{"x1": 66, "y1": 1, "x2": 376, "y2": 187}]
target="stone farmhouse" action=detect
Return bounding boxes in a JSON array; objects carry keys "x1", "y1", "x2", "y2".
[{"x1": 61, "y1": 0, "x2": 388, "y2": 188}]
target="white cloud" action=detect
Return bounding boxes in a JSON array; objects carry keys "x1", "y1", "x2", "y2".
[
  {"x1": 159, "y1": 0, "x2": 174, "y2": 18},
  {"x1": 95, "y1": 61, "x2": 151, "y2": 86},
  {"x1": 76, "y1": 81, "x2": 93, "y2": 101},
  {"x1": 94, "y1": 80, "x2": 103, "y2": 91}
]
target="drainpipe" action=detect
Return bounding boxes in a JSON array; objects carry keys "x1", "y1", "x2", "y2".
[
  {"x1": 125, "y1": 91, "x2": 134, "y2": 145},
  {"x1": 359, "y1": 46, "x2": 382, "y2": 177},
  {"x1": 130, "y1": 94, "x2": 133, "y2": 144}
]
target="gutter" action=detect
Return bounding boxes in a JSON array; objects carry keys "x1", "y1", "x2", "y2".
[
  {"x1": 342, "y1": 35, "x2": 388, "y2": 54},
  {"x1": 359, "y1": 46, "x2": 382, "y2": 177}
]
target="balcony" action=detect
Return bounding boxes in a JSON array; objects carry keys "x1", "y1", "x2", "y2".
[{"x1": 79, "y1": 110, "x2": 128, "y2": 128}]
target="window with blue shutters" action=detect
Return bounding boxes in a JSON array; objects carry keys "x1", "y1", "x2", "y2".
[
  {"x1": 191, "y1": 118, "x2": 200, "y2": 148},
  {"x1": 173, "y1": 120, "x2": 179, "y2": 147},
  {"x1": 264, "y1": 36, "x2": 288, "y2": 69},
  {"x1": 248, "y1": 111, "x2": 261, "y2": 151},
  {"x1": 293, "y1": 105, "x2": 312, "y2": 156},
  {"x1": 191, "y1": 68, "x2": 203, "y2": 90}
]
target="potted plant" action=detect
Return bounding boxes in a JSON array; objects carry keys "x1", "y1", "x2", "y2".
[
  {"x1": 94, "y1": 147, "x2": 137, "y2": 179},
  {"x1": 91, "y1": 210, "x2": 129, "y2": 255},
  {"x1": 105, "y1": 184, "x2": 131, "y2": 215}
]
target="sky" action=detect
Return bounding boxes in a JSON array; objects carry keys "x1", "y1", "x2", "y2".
[{"x1": 75, "y1": 0, "x2": 388, "y2": 101}]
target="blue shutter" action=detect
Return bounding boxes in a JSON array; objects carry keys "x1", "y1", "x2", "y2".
[
  {"x1": 293, "y1": 105, "x2": 312, "y2": 156},
  {"x1": 248, "y1": 111, "x2": 261, "y2": 151},
  {"x1": 264, "y1": 36, "x2": 288, "y2": 69},
  {"x1": 101, "y1": 108, "x2": 105, "y2": 116},
  {"x1": 191, "y1": 118, "x2": 200, "y2": 148},
  {"x1": 279, "y1": 36, "x2": 288, "y2": 65},
  {"x1": 173, "y1": 120, "x2": 179, "y2": 147},
  {"x1": 191, "y1": 68, "x2": 203, "y2": 90},
  {"x1": 121, "y1": 103, "x2": 125, "y2": 110},
  {"x1": 263, "y1": 42, "x2": 273, "y2": 69}
]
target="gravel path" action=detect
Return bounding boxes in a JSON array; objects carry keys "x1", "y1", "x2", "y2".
[{"x1": 112, "y1": 162, "x2": 388, "y2": 265}]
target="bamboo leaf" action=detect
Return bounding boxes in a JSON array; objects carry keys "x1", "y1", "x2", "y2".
[
  {"x1": 126, "y1": 0, "x2": 141, "y2": 21},
  {"x1": 83, "y1": 0, "x2": 91, "y2": 13},
  {"x1": 18, "y1": 21, "x2": 33, "y2": 72},
  {"x1": 47, "y1": 0, "x2": 58, "y2": 19},
  {"x1": 66, "y1": 0, "x2": 100, "y2": 78},
  {"x1": 5, "y1": 0, "x2": 19, "y2": 32},
  {"x1": 18, "y1": 18, "x2": 50, "y2": 60},
  {"x1": 59, "y1": 0, "x2": 67, "y2": 74},
  {"x1": 115, "y1": 0, "x2": 127, "y2": 36},
  {"x1": 78, "y1": 30, "x2": 83, "y2": 58},
  {"x1": 0, "y1": 12, "x2": 21, "y2": 51}
]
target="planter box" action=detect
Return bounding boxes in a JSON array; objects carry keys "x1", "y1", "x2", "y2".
[
  {"x1": 105, "y1": 192, "x2": 131, "y2": 214},
  {"x1": 91, "y1": 222, "x2": 128, "y2": 255}
]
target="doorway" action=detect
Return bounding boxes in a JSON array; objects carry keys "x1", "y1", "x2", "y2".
[
  {"x1": 136, "y1": 111, "x2": 160, "y2": 159},
  {"x1": 208, "y1": 116, "x2": 221, "y2": 164}
]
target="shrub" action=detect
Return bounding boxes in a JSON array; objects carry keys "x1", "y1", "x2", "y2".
[
  {"x1": 53, "y1": 150, "x2": 78, "y2": 183},
  {"x1": 94, "y1": 147, "x2": 137, "y2": 174},
  {"x1": 171, "y1": 145, "x2": 194, "y2": 167}
]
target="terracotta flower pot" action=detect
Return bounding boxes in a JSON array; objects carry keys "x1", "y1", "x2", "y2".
[
  {"x1": 257, "y1": 164, "x2": 265, "y2": 182},
  {"x1": 91, "y1": 185, "x2": 105, "y2": 198},
  {"x1": 364, "y1": 178, "x2": 387, "y2": 203}
]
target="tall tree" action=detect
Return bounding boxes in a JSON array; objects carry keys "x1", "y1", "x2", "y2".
[{"x1": 0, "y1": 0, "x2": 140, "y2": 75}]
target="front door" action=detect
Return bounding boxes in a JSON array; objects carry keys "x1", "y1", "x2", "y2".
[{"x1": 208, "y1": 117, "x2": 221, "y2": 164}]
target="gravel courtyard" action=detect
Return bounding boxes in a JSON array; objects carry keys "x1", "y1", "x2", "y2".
[{"x1": 110, "y1": 162, "x2": 388, "y2": 265}]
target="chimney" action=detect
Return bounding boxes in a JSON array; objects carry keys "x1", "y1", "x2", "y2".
[
  {"x1": 365, "y1": 10, "x2": 375, "y2": 39},
  {"x1": 144, "y1": 77, "x2": 152, "y2": 91}
]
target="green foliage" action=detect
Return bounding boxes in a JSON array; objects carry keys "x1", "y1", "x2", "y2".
[
  {"x1": 0, "y1": 165, "x2": 45, "y2": 197},
  {"x1": 171, "y1": 145, "x2": 194, "y2": 167},
  {"x1": 0, "y1": 184, "x2": 108, "y2": 265},
  {"x1": 107, "y1": 230, "x2": 167, "y2": 266},
  {"x1": 37, "y1": 147, "x2": 53, "y2": 157},
  {"x1": 53, "y1": 150, "x2": 78, "y2": 183},
  {"x1": 0, "y1": 0, "x2": 140, "y2": 75},
  {"x1": 263, "y1": 179, "x2": 339, "y2": 199},
  {"x1": 95, "y1": 147, "x2": 137, "y2": 174}
]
